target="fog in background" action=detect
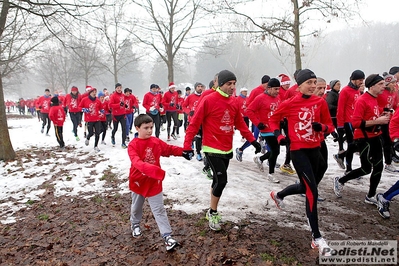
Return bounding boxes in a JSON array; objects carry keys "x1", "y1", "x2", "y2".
[{"x1": 3, "y1": 1, "x2": 398, "y2": 101}]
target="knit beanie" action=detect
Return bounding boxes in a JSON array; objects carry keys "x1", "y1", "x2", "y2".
[
  {"x1": 365, "y1": 74, "x2": 383, "y2": 88},
  {"x1": 389, "y1": 66, "x2": 399, "y2": 75},
  {"x1": 329, "y1": 80, "x2": 339, "y2": 91},
  {"x1": 218, "y1": 70, "x2": 237, "y2": 87},
  {"x1": 350, "y1": 70, "x2": 365, "y2": 81},
  {"x1": 71, "y1": 86, "x2": 78, "y2": 92},
  {"x1": 115, "y1": 83, "x2": 122, "y2": 88},
  {"x1": 261, "y1": 75, "x2": 270, "y2": 84},
  {"x1": 296, "y1": 69, "x2": 317, "y2": 86},
  {"x1": 268, "y1": 78, "x2": 281, "y2": 88},
  {"x1": 51, "y1": 96, "x2": 59, "y2": 106}
]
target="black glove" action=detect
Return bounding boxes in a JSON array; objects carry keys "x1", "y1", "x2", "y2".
[
  {"x1": 189, "y1": 110, "x2": 194, "y2": 116},
  {"x1": 312, "y1": 122, "x2": 323, "y2": 132},
  {"x1": 170, "y1": 102, "x2": 175, "y2": 107},
  {"x1": 331, "y1": 131, "x2": 339, "y2": 142},
  {"x1": 125, "y1": 104, "x2": 128, "y2": 108},
  {"x1": 182, "y1": 150, "x2": 194, "y2": 160},
  {"x1": 251, "y1": 141, "x2": 262, "y2": 154},
  {"x1": 176, "y1": 104, "x2": 181, "y2": 110},
  {"x1": 279, "y1": 137, "x2": 287, "y2": 146},
  {"x1": 273, "y1": 129, "x2": 281, "y2": 137},
  {"x1": 120, "y1": 102, "x2": 124, "y2": 107},
  {"x1": 257, "y1": 123, "x2": 266, "y2": 130}
]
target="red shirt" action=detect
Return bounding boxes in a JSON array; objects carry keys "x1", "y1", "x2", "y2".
[
  {"x1": 37, "y1": 95, "x2": 52, "y2": 114},
  {"x1": 283, "y1": 84, "x2": 299, "y2": 101},
  {"x1": 162, "y1": 90, "x2": 179, "y2": 112},
  {"x1": 127, "y1": 137, "x2": 183, "y2": 197},
  {"x1": 247, "y1": 85, "x2": 266, "y2": 106},
  {"x1": 109, "y1": 91, "x2": 126, "y2": 116},
  {"x1": 65, "y1": 93, "x2": 82, "y2": 113},
  {"x1": 142, "y1": 92, "x2": 162, "y2": 114},
  {"x1": 125, "y1": 94, "x2": 138, "y2": 114},
  {"x1": 377, "y1": 88, "x2": 397, "y2": 112},
  {"x1": 389, "y1": 107, "x2": 399, "y2": 141},
  {"x1": 246, "y1": 93, "x2": 280, "y2": 133},
  {"x1": 336, "y1": 84, "x2": 361, "y2": 127},
  {"x1": 236, "y1": 94, "x2": 248, "y2": 117},
  {"x1": 184, "y1": 89, "x2": 255, "y2": 152},
  {"x1": 351, "y1": 92, "x2": 382, "y2": 139},
  {"x1": 49, "y1": 105, "x2": 66, "y2": 126},
  {"x1": 269, "y1": 94, "x2": 334, "y2": 151},
  {"x1": 182, "y1": 93, "x2": 201, "y2": 123},
  {"x1": 79, "y1": 96, "x2": 102, "y2": 122}
]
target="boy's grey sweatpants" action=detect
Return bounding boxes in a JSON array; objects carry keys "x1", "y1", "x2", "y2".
[{"x1": 130, "y1": 191, "x2": 172, "y2": 237}]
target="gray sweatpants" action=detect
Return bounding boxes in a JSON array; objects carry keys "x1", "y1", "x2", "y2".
[{"x1": 130, "y1": 191, "x2": 172, "y2": 237}]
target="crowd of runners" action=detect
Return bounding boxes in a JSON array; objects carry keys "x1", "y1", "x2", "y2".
[{"x1": 5, "y1": 66, "x2": 399, "y2": 254}]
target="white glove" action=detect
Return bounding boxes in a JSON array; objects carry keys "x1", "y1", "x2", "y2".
[
  {"x1": 149, "y1": 106, "x2": 155, "y2": 111},
  {"x1": 159, "y1": 107, "x2": 164, "y2": 112}
]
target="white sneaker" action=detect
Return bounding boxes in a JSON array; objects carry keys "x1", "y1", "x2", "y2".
[
  {"x1": 94, "y1": 147, "x2": 100, "y2": 153},
  {"x1": 311, "y1": 237, "x2": 334, "y2": 256},
  {"x1": 85, "y1": 139, "x2": 89, "y2": 146},
  {"x1": 385, "y1": 164, "x2": 397, "y2": 173},
  {"x1": 101, "y1": 141, "x2": 106, "y2": 145},
  {"x1": 131, "y1": 224, "x2": 142, "y2": 238},
  {"x1": 253, "y1": 156, "x2": 264, "y2": 172},
  {"x1": 333, "y1": 176, "x2": 344, "y2": 198},
  {"x1": 270, "y1": 191, "x2": 285, "y2": 209},
  {"x1": 164, "y1": 235, "x2": 178, "y2": 251},
  {"x1": 365, "y1": 195, "x2": 378, "y2": 206},
  {"x1": 268, "y1": 173, "x2": 280, "y2": 183}
]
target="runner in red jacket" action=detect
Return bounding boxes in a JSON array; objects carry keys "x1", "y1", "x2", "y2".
[
  {"x1": 183, "y1": 70, "x2": 261, "y2": 232},
  {"x1": 49, "y1": 96, "x2": 66, "y2": 149},
  {"x1": 65, "y1": 86, "x2": 83, "y2": 141},
  {"x1": 37, "y1": 89, "x2": 52, "y2": 135},
  {"x1": 269, "y1": 69, "x2": 335, "y2": 256},
  {"x1": 109, "y1": 83, "x2": 127, "y2": 148}
]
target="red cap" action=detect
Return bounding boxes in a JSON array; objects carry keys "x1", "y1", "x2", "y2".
[{"x1": 279, "y1": 74, "x2": 291, "y2": 85}]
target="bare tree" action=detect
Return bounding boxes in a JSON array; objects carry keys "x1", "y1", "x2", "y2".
[
  {"x1": 0, "y1": 0, "x2": 104, "y2": 161},
  {"x1": 96, "y1": 0, "x2": 140, "y2": 84},
  {"x1": 131, "y1": 0, "x2": 204, "y2": 83},
  {"x1": 213, "y1": 0, "x2": 362, "y2": 70}
]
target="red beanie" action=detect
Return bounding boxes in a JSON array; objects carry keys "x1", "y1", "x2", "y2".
[{"x1": 71, "y1": 86, "x2": 78, "y2": 92}]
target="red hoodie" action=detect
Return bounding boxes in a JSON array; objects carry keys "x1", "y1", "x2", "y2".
[
  {"x1": 127, "y1": 137, "x2": 183, "y2": 197},
  {"x1": 49, "y1": 105, "x2": 66, "y2": 126},
  {"x1": 184, "y1": 89, "x2": 255, "y2": 152},
  {"x1": 269, "y1": 93, "x2": 334, "y2": 151},
  {"x1": 79, "y1": 96, "x2": 102, "y2": 122},
  {"x1": 246, "y1": 93, "x2": 280, "y2": 133},
  {"x1": 37, "y1": 95, "x2": 52, "y2": 114},
  {"x1": 65, "y1": 93, "x2": 82, "y2": 113}
]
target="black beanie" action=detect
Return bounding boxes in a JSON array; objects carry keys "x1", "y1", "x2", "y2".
[
  {"x1": 51, "y1": 96, "x2": 59, "y2": 106},
  {"x1": 350, "y1": 70, "x2": 365, "y2": 80},
  {"x1": 218, "y1": 70, "x2": 236, "y2": 87},
  {"x1": 389, "y1": 66, "x2": 399, "y2": 75},
  {"x1": 261, "y1": 75, "x2": 270, "y2": 84},
  {"x1": 296, "y1": 69, "x2": 316, "y2": 86},
  {"x1": 365, "y1": 74, "x2": 383, "y2": 88},
  {"x1": 268, "y1": 78, "x2": 280, "y2": 88},
  {"x1": 115, "y1": 83, "x2": 122, "y2": 88}
]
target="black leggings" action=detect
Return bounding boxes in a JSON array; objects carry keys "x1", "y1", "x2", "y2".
[
  {"x1": 41, "y1": 113, "x2": 51, "y2": 133},
  {"x1": 166, "y1": 111, "x2": 179, "y2": 136},
  {"x1": 277, "y1": 147, "x2": 326, "y2": 239},
  {"x1": 100, "y1": 121, "x2": 107, "y2": 141},
  {"x1": 259, "y1": 135, "x2": 280, "y2": 174},
  {"x1": 87, "y1": 121, "x2": 102, "y2": 147},
  {"x1": 54, "y1": 126, "x2": 65, "y2": 148},
  {"x1": 205, "y1": 153, "x2": 232, "y2": 197},
  {"x1": 69, "y1": 112, "x2": 82, "y2": 137},
  {"x1": 380, "y1": 124, "x2": 392, "y2": 165},
  {"x1": 147, "y1": 112, "x2": 161, "y2": 138},
  {"x1": 339, "y1": 137, "x2": 383, "y2": 198},
  {"x1": 111, "y1": 115, "x2": 126, "y2": 144}
]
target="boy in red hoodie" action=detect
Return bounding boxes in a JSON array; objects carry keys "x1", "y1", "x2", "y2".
[
  {"x1": 49, "y1": 96, "x2": 66, "y2": 149},
  {"x1": 127, "y1": 114, "x2": 192, "y2": 251}
]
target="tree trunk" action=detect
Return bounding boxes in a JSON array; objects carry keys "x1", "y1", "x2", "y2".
[
  {"x1": 292, "y1": 0, "x2": 302, "y2": 70},
  {"x1": 0, "y1": 72, "x2": 16, "y2": 161}
]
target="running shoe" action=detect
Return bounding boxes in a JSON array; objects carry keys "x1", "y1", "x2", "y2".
[
  {"x1": 311, "y1": 237, "x2": 333, "y2": 257},
  {"x1": 280, "y1": 164, "x2": 296, "y2": 175},
  {"x1": 236, "y1": 148, "x2": 243, "y2": 162},
  {"x1": 333, "y1": 176, "x2": 343, "y2": 198},
  {"x1": 384, "y1": 164, "x2": 397, "y2": 173},
  {"x1": 364, "y1": 195, "x2": 377, "y2": 206},
  {"x1": 268, "y1": 173, "x2": 280, "y2": 183},
  {"x1": 333, "y1": 154, "x2": 345, "y2": 169},
  {"x1": 171, "y1": 133, "x2": 177, "y2": 140},
  {"x1": 270, "y1": 191, "x2": 285, "y2": 209},
  {"x1": 206, "y1": 209, "x2": 222, "y2": 231},
  {"x1": 164, "y1": 235, "x2": 178, "y2": 251},
  {"x1": 131, "y1": 224, "x2": 142, "y2": 238},
  {"x1": 376, "y1": 193, "x2": 390, "y2": 219},
  {"x1": 253, "y1": 156, "x2": 264, "y2": 172}
]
